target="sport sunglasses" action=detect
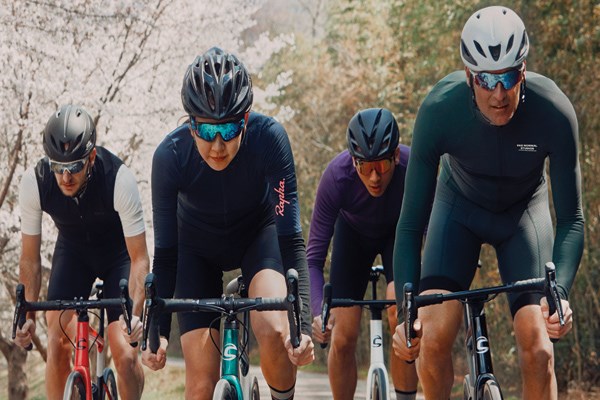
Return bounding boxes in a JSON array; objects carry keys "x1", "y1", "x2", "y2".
[
  {"x1": 354, "y1": 156, "x2": 394, "y2": 176},
  {"x1": 190, "y1": 117, "x2": 245, "y2": 142},
  {"x1": 49, "y1": 157, "x2": 88, "y2": 174},
  {"x1": 471, "y1": 67, "x2": 523, "y2": 91}
]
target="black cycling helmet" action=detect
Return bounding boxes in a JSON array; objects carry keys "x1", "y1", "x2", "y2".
[
  {"x1": 347, "y1": 108, "x2": 399, "y2": 160},
  {"x1": 43, "y1": 105, "x2": 96, "y2": 162},
  {"x1": 181, "y1": 47, "x2": 253, "y2": 120}
]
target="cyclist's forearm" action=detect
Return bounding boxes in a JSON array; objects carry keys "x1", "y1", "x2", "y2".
[
  {"x1": 279, "y1": 231, "x2": 312, "y2": 335},
  {"x1": 153, "y1": 246, "x2": 178, "y2": 339},
  {"x1": 553, "y1": 219, "x2": 584, "y2": 299},
  {"x1": 129, "y1": 256, "x2": 149, "y2": 315}
]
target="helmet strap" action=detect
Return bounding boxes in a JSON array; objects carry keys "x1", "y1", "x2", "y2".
[{"x1": 74, "y1": 161, "x2": 93, "y2": 200}]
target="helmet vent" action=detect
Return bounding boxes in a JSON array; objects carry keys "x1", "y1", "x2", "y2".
[
  {"x1": 461, "y1": 40, "x2": 478, "y2": 67},
  {"x1": 489, "y1": 44, "x2": 501, "y2": 61},
  {"x1": 506, "y1": 35, "x2": 514, "y2": 54},
  {"x1": 474, "y1": 41, "x2": 486, "y2": 58},
  {"x1": 516, "y1": 31, "x2": 528, "y2": 60}
]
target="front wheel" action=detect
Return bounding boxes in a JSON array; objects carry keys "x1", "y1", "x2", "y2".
[
  {"x1": 249, "y1": 376, "x2": 260, "y2": 400},
  {"x1": 369, "y1": 368, "x2": 388, "y2": 400},
  {"x1": 482, "y1": 379, "x2": 503, "y2": 400},
  {"x1": 213, "y1": 379, "x2": 237, "y2": 400},
  {"x1": 100, "y1": 368, "x2": 118, "y2": 400},
  {"x1": 63, "y1": 371, "x2": 87, "y2": 400}
]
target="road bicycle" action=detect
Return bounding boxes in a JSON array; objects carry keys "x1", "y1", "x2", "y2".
[
  {"x1": 141, "y1": 268, "x2": 303, "y2": 400},
  {"x1": 321, "y1": 265, "x2": 395, "y2": 400},
  {"x1": 402, "y1": 262, "x2": 565, "y2": 400},
  {"x1": 12, "y1": 279, "x2": 137, "y2": 400}
]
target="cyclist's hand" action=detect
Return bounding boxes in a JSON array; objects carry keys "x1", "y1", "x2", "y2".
[
  {"x1": 285, "y1": 333, "x2": 314, "y2": 366},
  {"x1": 14, "y1": 318, "x2": 35, "y2": 349},
  {"x1": 119, "y1": 314, "x2": 143, "y2": 343},
  {"x1": 540, "y1": 297, "x2": 573, "y2": 339},
  {"x1": 311, "y1": 315, "x2": 333, "y2": 344},
  {"x1": 392, "y1": 320, "x2": 422, "y2": 363},
  {"x1": 142, "y1": 337, "x2": 168, "y2": 371}
]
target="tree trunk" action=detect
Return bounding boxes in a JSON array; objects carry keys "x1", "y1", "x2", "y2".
[{"x1": 0, "y1": 338, "x2": 28, "y2": 400}]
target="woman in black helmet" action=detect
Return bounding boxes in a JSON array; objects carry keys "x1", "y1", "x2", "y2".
[
  {"x1": 15, "y1": 105, "x2": 149, "y2": 399},
  {"x1": 146, "y1": 47, "x2": 314, "y2": 400}
]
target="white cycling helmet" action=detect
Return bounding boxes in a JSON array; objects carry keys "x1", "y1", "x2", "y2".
[{"x1": 460, "y1": 6, "x2": 529, "y2": 72}]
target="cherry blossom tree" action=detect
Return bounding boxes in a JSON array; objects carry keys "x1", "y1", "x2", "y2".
[{"x1": 0, "y1": 0, "x2": 291, "y2": 397}]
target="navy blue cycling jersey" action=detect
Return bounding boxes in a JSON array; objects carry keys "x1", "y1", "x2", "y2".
[
  {"x1": 152, "y1": 112, "x2": 310, "y2": 335},
  {"x1": 152, "y1": 112, "x2": 301, "y2": 251}
]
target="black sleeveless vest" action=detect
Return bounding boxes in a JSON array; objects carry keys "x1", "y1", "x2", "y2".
[{"x1": 35, "y1": 146, "x2": 127, "y2": 248}]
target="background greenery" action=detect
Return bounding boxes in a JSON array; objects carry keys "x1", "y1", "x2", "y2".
[{"x1": 257, "y1": 0, "x2": 600, "y2": 394}]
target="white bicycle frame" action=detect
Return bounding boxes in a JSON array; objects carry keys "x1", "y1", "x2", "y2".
[{"x1": 364, "y1": 317, "x2": 390, "y2": 400}]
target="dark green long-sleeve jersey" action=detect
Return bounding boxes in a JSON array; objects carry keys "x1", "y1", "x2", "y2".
[{"x1": 394, "y1": 71, "x2": 584, "y2": 301}]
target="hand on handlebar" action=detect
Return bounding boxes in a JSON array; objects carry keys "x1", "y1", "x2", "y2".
[
  {"x1": 285, "y1": 333, "x2": 314, "y2": 366},
  {"x1": 142, "y1": 336, "x2": 168, "y2": 371},
  {"x1": 393, "y1": 320, "x2": 422, "y2": 363},
  {"x1": 311, "y1": 314, "x2": 333, "y2": 344},
  {"x1": 14, "y1": 318, "x2": 35, "y2": 350},
  {"x1": 540, "y1": 297, "x2": 572, "y2": 339},
  {"x1": 120, "y1": 314, "x2": 143, "y2": 344}
]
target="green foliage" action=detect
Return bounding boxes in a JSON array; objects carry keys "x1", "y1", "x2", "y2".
[{"x1": 262, "y1": 0, "x2": 600, "y2": 393}]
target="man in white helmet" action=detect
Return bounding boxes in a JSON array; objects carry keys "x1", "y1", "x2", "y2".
[{"x1": 392, "y1": 6, "x2": 582, "y2": 399}]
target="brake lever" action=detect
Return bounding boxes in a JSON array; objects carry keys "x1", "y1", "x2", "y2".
[
  {"x1": 119, "y1": 279, "x2": 138, "y2": 348},
  {"x1": 12, "y1": 284, "x2": 33, "y2": 351},
  {"x1": 320, "y1": 283, "x2": 332, "y2": 349}
]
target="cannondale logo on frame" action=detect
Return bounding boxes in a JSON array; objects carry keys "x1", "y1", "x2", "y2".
[{"x1": 223, "y1": 343, "x2": 237, "y2": 361}]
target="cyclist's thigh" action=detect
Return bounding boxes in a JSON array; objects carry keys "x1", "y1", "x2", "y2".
[
  {"x1": 47, "y1": 238, "x2": 97, "y2": 301},
  {"x1": 420, "y1": 186, "x2": 482, "y2": 294},
  {"x1": 330, "y1": 306, "x2": 362, "y2": 344},
  {"x1": 179, "y1": 327, "x2": 220, "y2": 385},
  {"x1": 175, "y1": 248, "x2": 223, "y2": 335},
  {"x1": 496, "y1": 198, "x2": 554, "y2": 317},
  {"x1": 242, "y1": 222, "x2": 285, "y2": 291},
  {"x1": 330, "y1": 217, "x2": 378, "y2": 300},
  {"x1": 96, "y1": 247, "x2": 131, "y2": 323}
]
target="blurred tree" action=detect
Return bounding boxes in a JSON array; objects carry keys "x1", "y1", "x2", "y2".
[{"x1": 0, "y1": 0, "x2": 292, "y2": 397}]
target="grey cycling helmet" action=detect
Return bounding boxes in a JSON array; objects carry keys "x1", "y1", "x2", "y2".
[
  {"x1": 347, "y1": 108, "x2": 399, "y2": 161},
  {"x1": 43, "y1": 105, "x2": 96, "y2": 162},
  {"x1": 181, "y1": 47, "x2": 253, "y2": 120},
  {"x1": 460, "y1": 6, "x2": 529, "y2": 72}
]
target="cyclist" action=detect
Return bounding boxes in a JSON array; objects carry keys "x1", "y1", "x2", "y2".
[
  {"x1": 14, "y1": 105, "x2": 149, "y2": 400},
  {"x1": 308, "y1": 108, "x2": 418, "y2": 400},
  {"x1": 392, "y1": 6, "x2": 582, "y2": 400},
  {"x1": 144, "y1": 47, "x2": 314, "y2": 400}
]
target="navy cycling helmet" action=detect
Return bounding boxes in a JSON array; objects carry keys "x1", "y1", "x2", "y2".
[
  {"x1": 181, "y1": 47, "x2": 253, "y2": 120},
  {"x1": 43, "y1": 105, "x2": 96, "y2": 162},
  {"x1": 347, "y1": 108, "x2": 399, "y2": 161}
]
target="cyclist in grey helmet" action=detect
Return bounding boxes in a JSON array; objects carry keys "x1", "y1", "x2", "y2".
[
  {"x1": 308, "y1": 108, "x2": 418, "y2": 399},
  {"x1": 146, "y1": 47, "x2": 314, "y2": 400},
  {"x1": 15, "y1": 105, "x2": 149, "y2": 399},
  {"x1": 392, "y1": 6, "x2": 582, "y2": 400}
]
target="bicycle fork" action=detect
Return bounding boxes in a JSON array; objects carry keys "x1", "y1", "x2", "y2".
[
  {"x1": 463, "y1": 301, "x2": 501, "y2": 399},
  {"x1": 365, "y1": 306, "x2": 390, "y2": 400}
]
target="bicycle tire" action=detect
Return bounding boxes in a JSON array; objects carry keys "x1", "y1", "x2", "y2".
[
  {"x1": 482, "y1": 379, "x2": 503, "y2": 400},
  {"x1": 101, "y1": 368, "x2": 118, "y2": 400},
  {"x1": 369, "y1": 368, "x2": 388, "y2": 400},
  {"x1": 249, "y1": 376, "x2": 260, "y2": 400},
  {"x1": 213, "y1": 379, "x2": 237, "y2": 400},
  {"x1": 63, "y1": 371, "x2": 87, "y2": 400}
]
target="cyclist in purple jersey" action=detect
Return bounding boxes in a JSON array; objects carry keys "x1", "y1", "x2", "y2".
[
  {"x1": 392, "y1": 7, "x2": 582, "y2": 400},
  {"x1": 308, "y1": 108, "x2": 418, "y2": 400},
  {"x1": 145, "y1": 47, "x2": 314, "y2": 400}
]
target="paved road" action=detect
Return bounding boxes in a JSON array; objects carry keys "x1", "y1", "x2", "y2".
[{"x1": 168, "y1": 359, "x2": 423, "y2": 399}]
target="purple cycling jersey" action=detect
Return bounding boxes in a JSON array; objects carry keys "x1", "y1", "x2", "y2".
[{"x1": 307, "y1": 145, "x2": 410, "y2": 315}]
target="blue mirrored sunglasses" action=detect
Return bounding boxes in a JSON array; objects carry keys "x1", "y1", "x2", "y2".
[
  {"x1": 471, "y1": 68, "x2": 523, "y2": 91},
  {"x1": 190, "y1": 117, "x2": 245, "y2": 142},
  {"x1": 49, "y1": 157, "x2": 88, "y2": 174}
]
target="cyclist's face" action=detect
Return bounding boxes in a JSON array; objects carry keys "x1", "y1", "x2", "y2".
[
  {"x1": 355, "y1": 148, "x2": 399, "y2": 198},
  {"x1": 467, "y1": 66, "x2": 523, "y2": 126},
  {"x1": 53, "y1": 149, "x2": 95, "y2": 197},
  {"x1": 191, "y1": 116, "x2": 245, "y2": 171}
]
